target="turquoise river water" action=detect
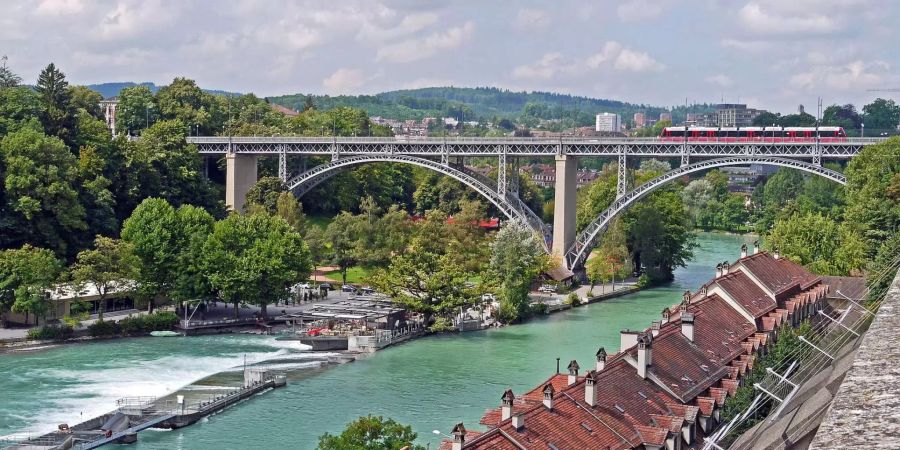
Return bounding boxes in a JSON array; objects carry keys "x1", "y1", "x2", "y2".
[{"x1": 0, "y1": 232, "x2": 754, "y2": 449}]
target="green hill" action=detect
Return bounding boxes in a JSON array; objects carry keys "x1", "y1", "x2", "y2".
[{"x1": 267, "y1": 87, "x2": 713, "y2": 125}]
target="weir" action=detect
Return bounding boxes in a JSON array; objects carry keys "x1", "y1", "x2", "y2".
[{"x1": 0, "y1": 369, "x2": 287, "y2": 450}]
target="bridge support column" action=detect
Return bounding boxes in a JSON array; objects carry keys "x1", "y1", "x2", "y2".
[
  {"x1": 225, "y1": 153, "x2": 258, "y2": 212},
  {"x1": 552, "y1": 155, "x2": 577, "y2": 260}
]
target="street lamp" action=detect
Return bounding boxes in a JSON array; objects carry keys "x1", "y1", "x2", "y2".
[{"x1": 861, "y1": 123, "x2": 865, "y2": 138}]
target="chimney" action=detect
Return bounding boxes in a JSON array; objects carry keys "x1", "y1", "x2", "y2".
[
  {"x1": 661, "y1": 307, "x2": 671, "y2": 324},
  {"x1": 567, "y1": 360, "x2": 580, "y2": 385},
  {"x1": 584, "y1": 370, "x2": 598, "y2": 406},
  {"x1": 773, "y1": 248, "x2": 780, "y2": 260},
  {"x1": 511, "y1": 412, "x2": 525, "y2": 431},
  {"x1": 683, "y1": 290, "x2": 691, "y2": 304},
  {"x1": 451, "y1": 423, "x2": 466, "y2": 450},
  {"x1": 542, "y1": 383, "x2": 555, "y2": 410},
  {"x1": 740, "y1": 244, "x2": 748, "y2": 258},
  {"x1": 722, "y1": 261, "x2": 730, "y2": 275},
  {"x1": 715, "y1": 263, "x2": 723, "y2": 278},
  {"x1": 500, "y1": 389, "x2": 514, "y2": 421},
  {"x1": 753, "y1": 240, "x2": 760, "y2": 255},
  {"x1": 651, "y1": 320, "x2": 661, "y2": 337},
  {"x1": 637, "y1": 333, "x2": 652, "y2": 379},
  {"x1": 682, "y1": 312, "x2": 695, "y2": 342},
  {"x1": 679, "y1": 300, "x2": 688, "y2": 314},
  {"x1": 595, "y1": 347, "x2": 607, "y2": 372},
  {"x1": 701, "y1": 285, "x2": 708, "y2": 298}
]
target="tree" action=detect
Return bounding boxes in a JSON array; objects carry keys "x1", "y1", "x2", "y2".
[
  {"x1": 843, "y1": 137, "x2": 900, "y2": 258},
  {"x1": 623, "y1": 186, "x2": 695, "y2": 282},
  {"x1": 488, "y1": 219, "x2": 549, "y2": 323},
  {"x1": 638, "y1": 159, "x2": 671, "y2": 173},
  {"x1": 170, "y1": 205, "x2": 216, "y2": 304},
  {"x1": 245, "y1": 177, "x2": 288, "y2": 214},
  {"x1": 0, "y1": 55, "x2": 22, "y2": 88},
  {"x1": 0, "y1": 245, "x2": 63, "y2": 324},
  {"x1": 1, "y1": 128, "x2": 86, "y2": 255},
  {"x1": 155, "y1": 77, "x2": 213, "y2": 132},
  {"x1": 368, "y1": 233, "x2": 475, "y2": 326},
  {"x1": 316, "y1": 416, "x2": 425, "y2": 450},
  {"x1": 822, "y1": 104, "x2": 862, "y2": 130},
  {"x1": 121, "y1": 198, "x2": 180, "y2": 312},
  {"x1": 202, "y1": 212, "x2": 310, "y2": 318},
  {"x1": 862, "y1": 98, "x2": 900, "y2": 131},
  {"x1": 586, "y1": 219, "x2": 631, "y2": 292},
  {"x1": 766, "y1": 212, "x2": 846, "y2": 275},
  {"x1": 35, "y1": 63, "x2": 74, "y2": 142},
  {"x1": 752, "y1": 111, "x2": 782, "y2": 127},
  {"x1": 324, "y1": 212, "x2": 358, "y2": 284},
  {"x1": 116, "y1": 85, "x2": 158, "y2": 135},
  {"x1": 274, "y1": 191, "x2": 306, "y2": 231},
  {"x1": 69, "y1": 85, "x2": 103, "y2": 119},
  {"x1": 70, "y1": 236, "x2": 139, "y2": 320}
]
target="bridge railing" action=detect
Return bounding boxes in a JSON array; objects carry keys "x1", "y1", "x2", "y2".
[{"x1": 187, "y1": 136, "x2": 885, "y2": 145}]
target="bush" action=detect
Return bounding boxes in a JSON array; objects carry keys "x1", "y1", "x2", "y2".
[
  {"x1": 26, "y1": 325, "x2": 73, "y2": 340},
  {"x1": 636, "y1": 274, "x2": 651, "y2": 288},
  {"x1": 144, "y1": 311, "x2": 178, "y2": 331},
  {"x1": 428, "y1": 316, "x2": 455, "y2": 333},
  {"x1": 118, "y1": 315, "x2": 145, "y2": 335},
  {"x1": 565, "y1": 292, "x2": 582, "y2": 306},
  {"x1": 528, "y1": 302, "x2": 548, "y2": 316},
  {"x1": 87, "y1": 320, "x2": 120, "y2": 337}
]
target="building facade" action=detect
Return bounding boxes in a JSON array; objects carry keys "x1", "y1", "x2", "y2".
[{"x1": 596, "y1": 113, "x2": 622, "y2": 132}]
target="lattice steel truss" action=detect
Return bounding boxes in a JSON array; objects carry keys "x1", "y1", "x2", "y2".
[
  {"x1": 284, "y1": 154, "x2": 548, "y2": 249},
  {"x1": 565, "y1": 156, "x2": 847, "y2": 270},
  {"x1": 188, "y1": 136, "x2": 877, "y2": 158}
]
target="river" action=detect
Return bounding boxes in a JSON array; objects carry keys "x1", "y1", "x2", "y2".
[{"x1": 0, "y1": 232, "x2": 754, "y2": 449}]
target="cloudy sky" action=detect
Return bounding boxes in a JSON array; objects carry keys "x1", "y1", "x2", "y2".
[{"x1": 2, "y1": 0, "x2": 898, "y2": 113}]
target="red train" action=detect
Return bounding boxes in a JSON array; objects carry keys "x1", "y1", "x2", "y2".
[{"x1": 659, "y1": 126, "x2": 847, "y2": 142}]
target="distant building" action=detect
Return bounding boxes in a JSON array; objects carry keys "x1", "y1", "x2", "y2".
[
  {"x1": 595, "y1": 113, "x2": 621, "y2": 132},
  {"x1": 270, "y1": 103, "x2": 299, "y2": 117},
  {"x1": 519, "y1": 164, "x2": 598, "y2": 189},
  {"x1": 659, "y1": 112, "x2": 672, "y2": 123},
  {"x1": 686, "y1": 104, "x2": 765, "y2": 127},
  {"x1": 633, "y1": 113, "x2": 646, "y2": 128},
  {"x1": 100, "y1": 97, "x2": 119, "y2": 137}
]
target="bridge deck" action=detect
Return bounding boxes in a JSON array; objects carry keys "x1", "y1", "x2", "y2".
[{"x1": 188, "y1": 136, "x2": 881, "y2": 157}]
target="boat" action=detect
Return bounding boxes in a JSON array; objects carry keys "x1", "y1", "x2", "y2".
[{"x1": 150, "y1": 330, "x2": 180, "y2": 337}]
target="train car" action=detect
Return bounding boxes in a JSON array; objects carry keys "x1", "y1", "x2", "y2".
[{"x1": 659, "y1": 126, "x2": 846, "y2": 142}]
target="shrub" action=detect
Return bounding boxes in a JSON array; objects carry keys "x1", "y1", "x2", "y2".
[
  {"x1": 565, "y1": 292, "x2": 582, "y2": 306},
  {"x1": 428, "y1": 316, "x2": 455, "y2": 333},
  {"x1": 528, "y1": 302, "x2": 548, "y2": 316},
  {"x1": 636, "y1": 274, "x2": 651, "y2": 288},
  {"x1": 87, "y1": 320, "x2": 120, "y2": 337},
  {"x1": 26, "y1": 325, "x2": 73, "y2": 340},
  {"x1": 144, "y1": 311, "x2": 178, "y2": 331},
  {"x1": 118, "y1": 315, "x2": 145, "y2": 335}
]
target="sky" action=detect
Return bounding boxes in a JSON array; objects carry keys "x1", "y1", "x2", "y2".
[{"x1": 2, "y1": 0, "x2": 898, "y2": 113}]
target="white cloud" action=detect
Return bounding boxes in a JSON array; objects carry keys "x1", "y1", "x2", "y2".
[
  {"x1": 322, "y1": 68, "x2": 367, "y2": 92},
  {"x1": 376, "y1": 21, "x2": 474, "y2": 63},
  {"x1": 614, "y1": 48, "x2": 665, "y2": 72},
  {"x1": 617, "y1": 0, "x2": 674, "y2": 22},
  {"x1": 789, "y1": 60, "x2": 891, "y2": 91},
  {"x1": 357, "y1": 12, "x2": 438, "y2": 42},
  {"x1": 734, "y1": 0, "x2": 868, "y2": 36},
  {"x1": 513, "y1": 41, "x2": 664, "y2": 81},
  {"x1": 514, "y1": 8, "x2": 551, "y2": 30},
  {"x1": 36, "y1": 0, "x2": 84, "y2": 16},
  {"x1": 705, "y1": 74, "x2": 734, "y2": 87}
]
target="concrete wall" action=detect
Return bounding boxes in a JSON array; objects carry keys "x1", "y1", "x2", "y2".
[
  {"x1": 552, "y1": 155, "x2": 577, "y2": 259},
  {"x1": 225, "y1": 153, "x2": 258, "y2": 212},
  {"x1": 810, "y1": 269, "x2": 900, "y2": 448}
]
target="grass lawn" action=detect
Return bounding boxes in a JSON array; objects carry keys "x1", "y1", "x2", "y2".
[
  {"x1": 324, "y1": 266, "x2": 375, "y2": 284},
  {"x1": 307, "y1": 214, "x2": 335, "y2": 230}
]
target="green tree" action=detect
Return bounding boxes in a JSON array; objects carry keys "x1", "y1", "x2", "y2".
[
  {"x1": 121, "y1": 198, "x2": 180, "y2": 312},
  {"x1": 316, "y1": 416, "x2": 425, "y2": 450},
  {"x1": 843, "y1": 137, "x2": 900, "y2": 258},
  {"x1": 822, "y1": 104, "x2": 862, "y2": 130},
  {"x1": 34, "y1": 63, "x2": 74, "y2": 142},
  {"x1": 156, "y1": 77, "x2": 213, "y2": 133},
  {"x1": 586, "y1": 219, "x2": 632, "y2": 292},
  {"x1": 0, "y1": 56, "x2": 22, "y2": 88},
  {"x1": 752, "y1": 111, "x2": 782, "y2": 127},
  {"x1": 324, "y1": 212, "x2": 358, "y2": 284},
  {"x1": 70, "y1": 236, "x2": 139, "y2": 320},
  {"x1": 0, "y1": 245, "x2": 63, "y2": 324},
  {"x1": 0, "y1": 86, "x2": 42, "y2": 138},
  {"x1": 202, "y1": 212, "x2": 311, "y2": 318},
  {"x1": 862, "y1": 98, "x2": 900, "y2": 131},
  {"x1": 274, "y1": 191, "x2": 306, "y2": 231},
  {"x1": 1, "y1": 128, "x2": 86, "y2": 255},
  {"x1": 171, "y1": 205, "x2": 216, "y2": 304},
  {"x1": 116, "y1": 85, "x2": 158, "y2": 135},
  {"x1": 624, "y1": 186, "x2": 695, "y2": 282},
  {"x1": 245, "y1": 176, "x2": 287, "y2": 214},
  {"x1": 488, "y1": 219, "x2": 549, "y2": 323},
  {"x1": 68, "y1": 85, "x2": 103, "y2": 119}
]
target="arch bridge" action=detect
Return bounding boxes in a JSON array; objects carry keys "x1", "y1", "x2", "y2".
[{"x1": 188, "y1": 136, "x2": 880, "y2": 271}]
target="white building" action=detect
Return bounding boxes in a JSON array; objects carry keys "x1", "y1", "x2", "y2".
[{"x1": 595, "y1": 112, "x2": 621, "y2": 132}]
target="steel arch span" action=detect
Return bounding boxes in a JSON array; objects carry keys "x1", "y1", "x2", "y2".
[
  {"x1": 286, "y1": 154, "x2": 549, "y2": 248},
  {"x1": 565, "y1": 156, "x2": 847, "y2": 270}
]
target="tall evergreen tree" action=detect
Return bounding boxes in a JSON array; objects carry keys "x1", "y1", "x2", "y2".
[
  {"x1": 34, "y1": 63, "x2": 74, "y2": 143},
  {"x1": 0, "y1": 56, "x2": 22, "y2": 88}
]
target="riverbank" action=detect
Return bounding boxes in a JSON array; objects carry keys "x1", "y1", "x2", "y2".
[{"x1": 0, "y1": 232, "x2": 756, "y2": 449}]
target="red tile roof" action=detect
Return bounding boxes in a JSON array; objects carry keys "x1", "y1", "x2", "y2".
[
  {"x1": 736, "y1": 252, "x2": 820, "y2": 296},
  {"x1": 635, "y1": 425, "x2": 669, "y2": 446},
  {"x1": 716, "y1": 270, "x2": 777, "y2": 318},
  {"x1": 697, "y1": 397, "x2": 715, "y2": 416}
]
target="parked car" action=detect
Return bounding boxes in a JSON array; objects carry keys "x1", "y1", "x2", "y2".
[
  {"x1": 538, "y1": 284, "x2": 557, "y2": 293},
  {"x1": 319, "y1": 282, "x2": 333, "y2": 290},
  {"x1": 360, "y1": 286, "x2": 375, "y2": 295},
  {"x1": 342, "y1": 284, "x2": 357, "y2": 292}
]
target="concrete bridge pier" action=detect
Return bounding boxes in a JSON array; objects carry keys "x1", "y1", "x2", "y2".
[
  {"x1": 552, "y1": 155, "x2": 577, "y2": 260},
  {"x1": 225, "y1": 153, "x2": 258, "y2": 212}
]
